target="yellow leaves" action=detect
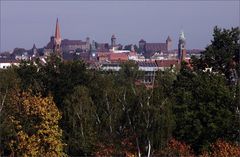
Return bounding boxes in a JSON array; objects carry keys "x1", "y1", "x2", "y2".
[{"x1": 8, "y1": 91, "x2": 66, "y2": 156}]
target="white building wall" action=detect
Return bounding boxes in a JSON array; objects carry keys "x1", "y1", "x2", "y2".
[{"x1": 0, "y1": 62, "x2": 19, "y2": 69}]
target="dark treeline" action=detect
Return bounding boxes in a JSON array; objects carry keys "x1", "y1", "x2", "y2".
[{"x1": 0, "y1": 26, "x2": 240, "y2": 156}]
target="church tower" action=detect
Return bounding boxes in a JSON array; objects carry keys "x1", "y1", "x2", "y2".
[
  {"x1": 54, "y1": 18, "x2": 62, "y2": 55},
  {"x1": 32, "y1": 44, "x2": 38, "y2": 57},
  {"x1": 111, "y1": 34, "x2": 116, "y2": 48},
  {"x1": 166, "y1": 36, "x2": 172, "y2": 51},
  {"x1": 178, "y1": 31, "x2": 186, "y2": 61}
]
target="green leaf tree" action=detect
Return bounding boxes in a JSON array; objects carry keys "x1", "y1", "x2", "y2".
[
  {"x1": 62, "y1": 86, "x2": 97, "y2": 155},
  {"x1": 192, "y1": 26, "x2": 240, "y2": 83},
  {"x1": 173, "y1": 64, "x2": 237, "y2": 153}
]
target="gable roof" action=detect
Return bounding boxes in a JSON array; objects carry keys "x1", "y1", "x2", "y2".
[
  {"x1": 109, "y1": 53, "x2": 128, "y2": 62},
  {"x1": 45, "y1": 41, "x2": 54, "y2": 49},
  {"x1": 61, "y1": 39, "x2": 86, "y2": 46},
  {"x1": 0, "y1": 58, "x2": 20, "y2": 63},
  {"x1": 155, "y1": 59, "x2": 180, "y2": 68},
  {"x1": 145, "y1": 43, "x2": 167, "y2": 52}
]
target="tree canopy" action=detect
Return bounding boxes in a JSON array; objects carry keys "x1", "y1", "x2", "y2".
[{"x1": 0, "y1": 26, "x2": 240, "y2": 156}]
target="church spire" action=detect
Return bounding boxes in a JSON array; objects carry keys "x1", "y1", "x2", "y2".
[
  {"x1": 54, "y1": 18, "x2": 62, "y2": 55},
  {"x1": 55, "y1": 18, "x2": 61, "y2": 40}
]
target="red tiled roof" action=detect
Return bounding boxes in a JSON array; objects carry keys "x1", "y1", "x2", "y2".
[
  {"x1": 109, "y1": 53, "x2": 128, "y2": 61},
  {"x1": 97, "y1": 52, "x2": 110, "y2": 62},
  {"x1": 97, "y1": 52, "x2": 110, "y2": 57},
  {"x1": 155, "y1": 60, "x2": 180, "y2": 68}
]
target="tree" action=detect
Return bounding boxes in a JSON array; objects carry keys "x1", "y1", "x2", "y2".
[
  {"x1": 201, "y1": 139, "x2": 240, "y2": 157},
  {"x1": 124, "y1": 44, "x2": 138, "y2": 51},
  {"x1": 114, "y1": 65, "x2": 175, "y2": 156},
  {"x1": 118, "y1": 61, "x2": 140, "y2": 86},
  {"x1": 192, "y1": 26, "x2": 240, "y2": 82},
  {"x1": 15, "y1": 60, "x2": 44, "y2": 93},
  {"x1": 173, "y1": 64, "x2": 237, "y2": 153},
  {"x1": 62, "y1": 86, "x2": 97, "y2": 155},
  {"x1": 0, "y1": 68, "x2": 21, "y2": 156},
  {"x1": 7, "y1": 91, "x2": 66, "y2": 156},
  {"x1": 157, "y1": 138, "x2": 194, "y2": 157},
  {"x1": 87, "y1": 72, "x2": 124, "y2": 150}
]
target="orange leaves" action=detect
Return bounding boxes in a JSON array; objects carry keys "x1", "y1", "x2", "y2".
[
  {"x1": 157, "y1": 138, "x2": 195, "y2": 157},
  {"x1": 94, "y1": 132, "x2": 137, "y2": 157},
  {"x1": 94, "y1": 142, "x2": 136, "y2": 157},
  {"x1": 156, "y1": 138, "x2": 240, "y2": 157},
  {"x1": 202, "y1": 139, "x2": 240, "y2": 157},
  {"x1": 95, "y1": 143, "x2": 116, "y2": 157}
]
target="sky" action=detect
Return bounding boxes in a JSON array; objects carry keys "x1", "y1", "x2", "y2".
[{"x1": 0, "y1": 1, "x2": 239, "y2": 52}]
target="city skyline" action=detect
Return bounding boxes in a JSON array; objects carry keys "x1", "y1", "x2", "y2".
[{"x1": 1, "y1": 1, "x2": 239, "y2": 52}]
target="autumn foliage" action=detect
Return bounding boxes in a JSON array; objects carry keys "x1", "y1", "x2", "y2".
[
  {"x1": 201, "y1": 139, "x2": 240, "y2": 157},
  {"x1": 0, "y1": 26, "x2": 239, "y2": 156},
  {"x1": 157, "y1": 138, "x2": 195, "y2": 157},
  {"x1": 8, "y1": 91, "x2": 66, "y2": 157},
  {"x1": 94, "y1": 137, "x2": 137, "y2": 157}
]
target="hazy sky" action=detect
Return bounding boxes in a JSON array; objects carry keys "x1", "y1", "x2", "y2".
[{"x1": 0, "y1": 1, "x2": 239, "y2": 52}]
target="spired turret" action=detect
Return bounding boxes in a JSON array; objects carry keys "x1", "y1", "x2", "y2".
[
  {"x1": 32, "y1": 44, "x2": 39, "y2": 57},
  {"x1": 179, "y1": 31, "x2": 186, "y2": 42},
  {"x1": 178, "y1": 31, "x2": 186, "y2": 61}
]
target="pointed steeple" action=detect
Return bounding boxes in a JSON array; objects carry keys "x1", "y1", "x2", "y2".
[
  {"x1": 55, "y1": 18, "x2": 61, "y2": 41},
  {"x1": 54, "y1": 18, "x2": 62, "y2": 55},
  {"x1": 32, "y1": 43, "x2": 38, "y2": 57},
  {"x1": 167, "y1": 36, "x2": 172, "y2": 42},
  {"x1": 32, "y1": 43, "x2": 37, "y2": 50}
]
